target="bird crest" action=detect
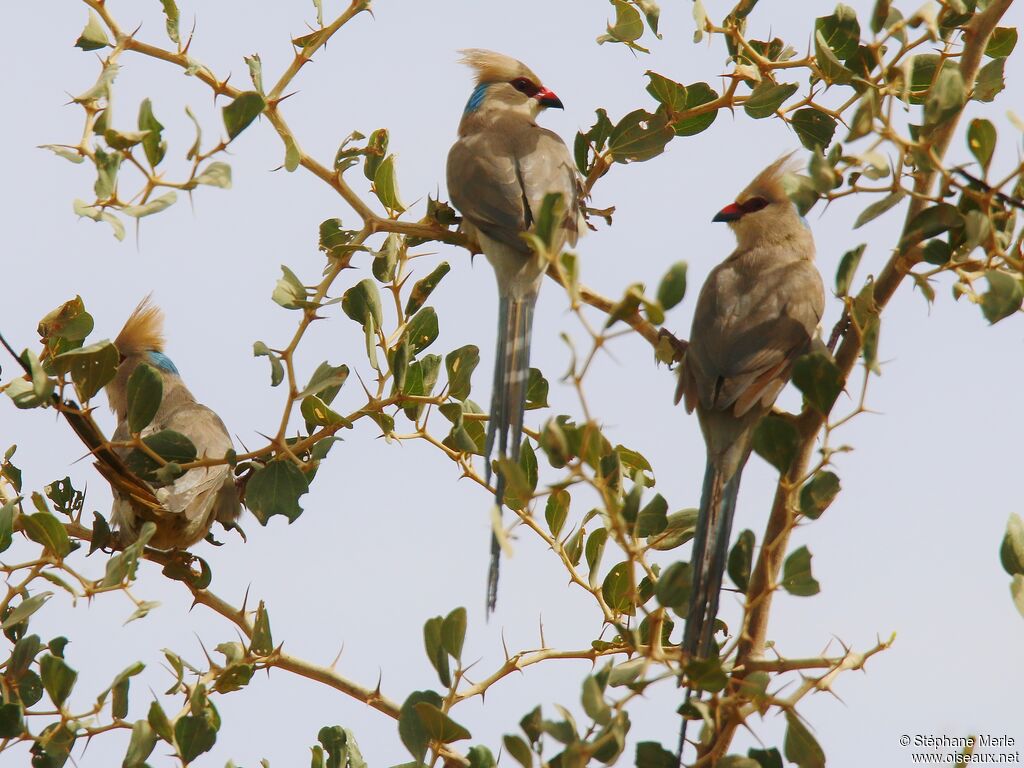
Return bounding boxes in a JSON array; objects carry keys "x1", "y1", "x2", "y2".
[
  {"x1": 458, "y1": 49, "x2": 537, "y2": 85},
  {"x1": 115, "y1": 296, "x2": 166, "y2": 357},
  {"x1": 739, "y1": 152, "x2": 801, "y2": 204}
]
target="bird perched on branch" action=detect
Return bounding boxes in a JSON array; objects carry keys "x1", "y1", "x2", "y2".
[
  {"x1": 675, "y1": 156, "x2": 824, "y2": 751},
  {"x1": 446, "y1": 49, "x2": 580, "y2": 613},
  {"x1": 100, "y1": 299, "x2": 241, "y2": 550}
]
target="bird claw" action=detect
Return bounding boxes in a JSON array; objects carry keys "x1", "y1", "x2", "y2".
[{"x1": 220, "y1": 519, "x2": 248, "y2": 543}]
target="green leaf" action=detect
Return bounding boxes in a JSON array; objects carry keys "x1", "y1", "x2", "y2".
[
  {"x1": 574, "y1": 109, "x2": 614, "y2": 174},
  {"x1": 784, "y1": 712, "x2": 825, "y2": 768},
  {"x1": 602, "y1": 561, "x2": 634, "y2": 614},
  {"x1": 924, "y1": 67, "x2": 966, "y2": 131},
  {"x1": 1000, "y1": 513, "x2": 1024, "y2": 576},
  {"x1": 299, "y1": 362, "x2": 349, "y2": 403},
  {"x1": 752, "y1": 413, "x2": 799, "y2": 474},
  {"x1": 75, "y1": 10, "x2": 110, "y2": 51},
  {"x1": 792, "y1": 352, "x2": 843, "y2": 415},
  {"x1": 647, "y1": 509, "x2": 698, "y2": 551},
  {"x1": 967, "y1": 118, "x2": 996, "y2": 174},
  {"x1": 159, "y1": 0, "x2": 180, "y2": 44},
  {"x1": 727, "y1": 529, "x2": 755, "y2": 593},
  {"x1": 525, "y1": 368, "x2": 549, "y2": 410},
  {"x1": 1, "y1": 593, "x2": 52, "y2": 630},
  {"x1": 636, "y1": 742, "x2": 677, "y2": 768},
  {"x1": 980, "y1": 270, "x2": 1023, "y2": 324},
  {"x1": 973, "y1": 58, "x2": 1005, "y2": 102},
  {"x1": 854, "y1": 191, "x2": 904, "y2": 229},
  {"x1": 900, "y1": 203, "x2": 964, "y2": 250},
  {"x1": 814, "y1": 30, "x2": 853, "y2": 85},
  {"x1": 645, "y1": 74, "x2": 718, "y2": 136},
  {"x1": 406, "y1": 262, "x2": 451, "y2": 316},
  {"x1": 23, "y1": 514, "x2": 71, "y2": 558},
  {"x1": 412, "y1": 702, "x2": 471, "y2": 743},
  {"x1": 399, "y1": 690, "x2": 443, "y2": 761},
  {"x1": 781, "y1": 546, "x2": 821, "y2": 597},
  {"x1": 468, "y1": 745, "x2": 496, "y2": 768},
  {"x1": 244, "y1": 53, "x2": 264, "y2": 93},
  {"x1": 50, "y1": 340, "x2": 119, "y2": 401},
  {"x1": 607, "y1": 109, "x2": 672, "y2": 164},
  {"x1": 636, "y1": 494, "x2": 668, "y2": 537},
  {"x1": 545, "y1": 489, "x2": 570, "y2": 537},
  {"x1": 39, "y1": 654, "x2": 77, "y2": 707},
  {"x1": 141, "y1": 429, "x2": 197, "y2": 465},
  {"x1": 1011, "y1": 575, "x2": 1024, "y2": 619},
  {"x1": 0, "y1": 703, "x2": 25, "y2": 739},
  {"x1": 0, "y1": 502, "x2": 13, "y2": 553},
  {"x1": 744, "y1": 82, "x2": 799, "y2": 119},
  {"x1": 815, "y1": 4, "x2": 860, "y2": 61},
  {"x1": 222, "y1": 91, "x2": 266, "y2": 140},
  {"x1": 272, "y1": 265, "x2": 308, "y2": 310},
  {"x1": 122, "y1": 192, "x2": 177, "y2": 219},
  {"x1": 581, "y1": 676, "x2": 612, "y2": 726},
  {"x1": 195, "y1": 162, "x2": 232, "y2": 188},
  {"x1": 147, "y1": 701, "x2": 174, "y2": 744},
  {"x1": 791, "y1": 108, "x2": 837, "y2": 151},
  {"x1": 835, "y1": 244, "x2": 865, "y2": 297},
  {"x1": 246, "y1": 460, "x2": 310, "y2": 524},
  {"x1": 598, "y1": 0, "x2": 645, "y2": 46},
  {"x1": 253, "y1": 341, "x2": 284, "y2": 387},
  {"x1": 175, "y1": 715, "x2": 217, "y2": 763},
  {"x1": 342, "y1": 278, "x2": 384, "y2": 328},
  {"x1": 423, "y1": 616, "x2": 450, "y2": 687},
  {"x1": 656, "y1": 261, "x2": 687, "y2": 310},
  {"x1": 39, "y1": 144, "x2": 83, "y2": 164},
  {"x1": 655, "y1": 561, "x2": 691, "y2": 610},
  {"x1": 441, "y1": 607, "x2": 467, "y2": 661},
  {"x1": 372, "y1": 233, "x2": 401, "y2": 282},
  {"x1": 985, "y1": 27, "x2": 1018, "y2": 58},
  {"x1": 373, "y1": 154, "x2": 406, "y2": 213},
  {"x1": 686, "y1": 654, "x2": 727, "y2": 693},
  {"x1": 799, "y1": 471, "x2": 841, "y2": 519},
  {"x1": 404, "y1": 307, "x2": 439, "y2": 355},
  {"x1": 251, "y1": 600, "x2": 274, "y2": 655},
  {"x1": 6, "y1": 349, "x2": 54, "y2": 409},
  {"x1": 503, "y1": 734, "x2": 533, "y2": 768},
  {"x1": 363, "y1": 129, "x2": 389, "y2": 181},
  {"x1": 126, "y1": 363, "x2": 162, "y2": 433},
  {"x1": 123, "y1": 720, "x2": 157, "y2": 768},
  {"x1": 445, "y1": 345, "x2": 479, "y2": 402}
]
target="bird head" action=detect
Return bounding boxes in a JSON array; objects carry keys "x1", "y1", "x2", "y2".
[
  {"x1": 712, "y1": 154, "x2": 804, "y2": 247},
  {"x1": 458, "y1": 49, "x2": 563, "y2": 119},
  {"x1": 106, "y1": 297, "x2": 179, "y2": 418}
]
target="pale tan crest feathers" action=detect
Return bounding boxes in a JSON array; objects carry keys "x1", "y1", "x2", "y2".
[
  {"x1": 115, "y1": 296, "x2": 166, "y2": 356},
  {"x1": 739, "y1": 152, "x2": 801, "y2": 204},
  {"x1": 458, "y1": 48, "x2": 538, "y2": 84}
]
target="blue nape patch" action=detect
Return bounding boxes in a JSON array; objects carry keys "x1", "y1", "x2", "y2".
[
  {"x1": 464, "y1": 83, "x2": 489, "y2": 114},
  {"x1": 148, "y1": 351, "x2": 179, "y2": 374}
]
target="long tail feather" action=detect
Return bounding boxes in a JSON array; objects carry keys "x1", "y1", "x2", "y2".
[
  {"x1": 677, "y1": 459, "x2": 744, "y2": 764},
  {"x1": 484, "y1": 294, "x2": 535, "y2": 614}
]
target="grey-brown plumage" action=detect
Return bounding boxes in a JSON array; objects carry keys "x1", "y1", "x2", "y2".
[
  {"x1": 675, "y1": 156, "x2": 824, "y2": 757},
  {"x1": 104, "y1": 299, "x2": 241, "y2": 550},
  {"x1": 447, "y1": 50, "x2": 579, "y2": 613}
]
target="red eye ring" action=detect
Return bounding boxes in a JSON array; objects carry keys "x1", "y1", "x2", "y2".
[{"x1": 510, "y1": 77, "x2": 539, "y2": 97}]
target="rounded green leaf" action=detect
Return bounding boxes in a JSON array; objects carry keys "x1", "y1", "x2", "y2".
[
  {"x1": 126, "y1": 363, "x2": 163, "y2": 434},
  {"x1": 222, "y1": 91, "x2": 266, "y2": 140}
]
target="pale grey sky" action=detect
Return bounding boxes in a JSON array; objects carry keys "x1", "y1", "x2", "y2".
[{"x1": 3, "y1": 1, "x2": 1023, "y2": 766}]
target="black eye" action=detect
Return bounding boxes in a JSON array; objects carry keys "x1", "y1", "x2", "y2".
[
  {"x1": 740, "y1": 197, "x2": 769, "y2": 214},
  {"x1": 510, "y1": 77, "x2": 538, "y2": 96}
]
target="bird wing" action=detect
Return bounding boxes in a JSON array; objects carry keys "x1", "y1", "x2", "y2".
[
  {"x1": 447, "y1": 130, "x2": 530, "y2": 252},
  {"x1": 682, "y1": 253, "x2": 824, "y2": 416},
  {"x1": 512, "y1": 126, "x2": 580, "y2": 249},
  {"x1": 447, "y1": 120, "x2": 580, "y2": 253},
  {"x1": 154, "y1": 404, "x2": 235, "y2": 522}
]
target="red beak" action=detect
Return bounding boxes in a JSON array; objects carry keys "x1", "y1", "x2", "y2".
[
  {"x1": 713, "y1": 203, "x2": 743, "y2": 223},
  {"x1": 536, "y1": 88, "x2": 564, "y2": 109}
]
